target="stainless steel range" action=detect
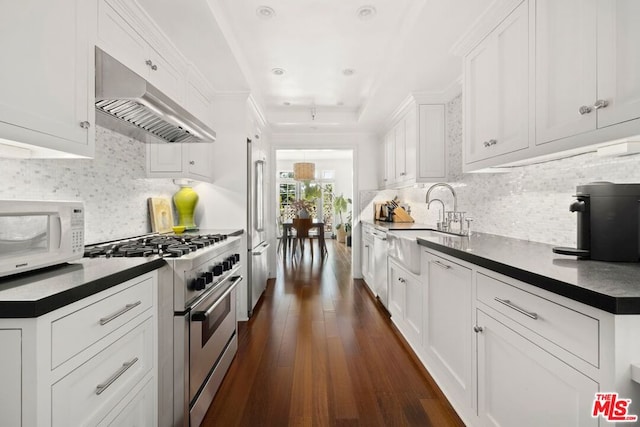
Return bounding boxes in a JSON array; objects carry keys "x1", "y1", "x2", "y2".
[{"x1": 85, "y1": 231, "x2": 243, "y2": 427}]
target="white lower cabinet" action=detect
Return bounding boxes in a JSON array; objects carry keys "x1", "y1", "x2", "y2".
[
  {"x1": 0, "y1": 329, "x2": 21, "y2": 427},
  {"x1": 0, "y1": 272, "x2": 158, "y2": 427},
  {"x1": 386, "y1": 246, "x2": 640, "y2": 426},
  {"x1": 422, "y1": 252, "x2": 473, "y2": 412},
  {"x1": 388, "y1": 258, "x2": 423, "y2": 348},
  {"x1": 476, "y1": 309, "x2": 598, "y2": 427},
  {"x1": 361, "y1": 226, "x2": 374, "y2": 287}
]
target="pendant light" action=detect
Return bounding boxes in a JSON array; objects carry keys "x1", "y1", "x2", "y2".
[{"x1": 293, "y1": 162, "x2": 315, "y2": 181}]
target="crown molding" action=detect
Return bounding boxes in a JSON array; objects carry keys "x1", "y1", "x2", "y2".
[{"x1": 450, "y1": 0, "x2": 523, "y2": 57}]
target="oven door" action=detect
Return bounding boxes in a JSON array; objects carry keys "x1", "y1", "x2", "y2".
[{"x1": 189, "y1": 275, "x2": 241, "y2": 404}]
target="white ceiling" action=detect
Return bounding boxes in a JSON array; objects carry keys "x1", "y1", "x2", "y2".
[
  {"x1": 277, "y1": 149, "x2": 353, "y2": 160},
  {"x1": 137, "y1": 0, "x2": 493, "y2": 133}
]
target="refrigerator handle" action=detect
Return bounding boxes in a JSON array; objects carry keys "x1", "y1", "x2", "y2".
[{"x1": 252, "y1": 242, "x2": 270, "y2": 255}]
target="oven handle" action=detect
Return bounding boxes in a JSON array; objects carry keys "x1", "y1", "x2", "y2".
[{"x1": 191, "y1": 276, "x2": 243, "y2": 322}]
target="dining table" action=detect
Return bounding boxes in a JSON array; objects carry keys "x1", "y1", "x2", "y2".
[{"x1": 282, "y1": 220, "x2": 326, "y2": 259}]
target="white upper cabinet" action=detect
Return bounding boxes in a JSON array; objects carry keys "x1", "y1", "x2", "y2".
[
  {"x1": 536, "y1": 0, "x2": 640, "y2": 144},
  {"x1": 535, "y1": 0, "x2": 597, "y2": 144},
  {"x1": 381, "y1": 100, "x2": 446, "y2": 189},
  {"x1": 461, "y1": 0, "x2": 640, "y2": 171},
  {"x1": 596, "y1": 0, "x2": 640, "y2": 128},
  {"x1": 0, "y1": 0, "x2": 96, "y2": 158},
  {"x1": 147, "y1": 142, "x2": 213, "y2": 182},
  {"x1": 96, "y1": 0, "x2": 186, "y2": 104},
  {"x1": 465, "y1": 0, "x2": 529, "y2": 164},
  {"x1": 185, "y1": 65, "x2": 216, "y2": 129}
]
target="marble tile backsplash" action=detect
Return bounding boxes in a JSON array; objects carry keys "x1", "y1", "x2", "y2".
[
  {"x1": 364, "y1": 94, "x2": 640, "y2": 247},
  {"x1": 0, "y1": 126, "x2": 177, "y2": 244}
]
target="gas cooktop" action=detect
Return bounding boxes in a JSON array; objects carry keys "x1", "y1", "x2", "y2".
[{"x1": 84, "y1": 233, "x2": 229, "y2": 258}]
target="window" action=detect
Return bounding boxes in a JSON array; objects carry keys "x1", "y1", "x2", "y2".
[{"x1": 277, "y1": 170, "x2": 335, "y2": 235}]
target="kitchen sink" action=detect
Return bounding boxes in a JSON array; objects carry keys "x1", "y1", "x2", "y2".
[{"x1": 387, "y1": 230, "x2": 434, "y2": 274}]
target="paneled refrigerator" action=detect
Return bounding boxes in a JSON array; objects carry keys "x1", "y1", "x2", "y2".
[{"x1": 247, "y1": 137, "x2": 269, "y2": 317}]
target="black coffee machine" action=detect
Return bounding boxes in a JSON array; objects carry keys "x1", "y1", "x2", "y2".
[{"x1": 553, "y1": 182, "x2": 640, "y2": 262}]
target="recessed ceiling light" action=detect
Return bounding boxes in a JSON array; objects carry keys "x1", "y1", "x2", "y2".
[
  {"x1": 272, "y1": 68, "x2": 285, "y2": 76},
  {"x1": 256, "y1": 6, "x2": 275, "y2": 19},
  {"x1": 342, "y1": 68, "x2": 355, "y2": 76},
  {"x1": 356, "y1": 5, "x2": 376, "y2": 20},
  {"x1": 337, "y1": 101, "x2": 344, "y2": 106},
  {"x1": 283, "y1": 101, "x2": 291, "y2": 106}
]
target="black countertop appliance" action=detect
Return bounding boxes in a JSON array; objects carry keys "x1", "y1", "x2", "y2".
[{"x1": 553, "y1": 182, "x2": 640, "y2": 262}]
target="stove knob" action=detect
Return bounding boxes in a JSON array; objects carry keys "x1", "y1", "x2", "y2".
[
  {"x1": 204, "y1": 271, "x2": 213, "y2": 284},
  {"x1": 191, "y1": 276, "x2": 206, "y2": 291},
  {"x1": 227, "y1": 256, "x2": 235, "y2": 265},
  {"x1": 234, "y1": 253, "x2": 240, "y2": 262},
  {"x1": 223, "y1": 260, "x2": 231, "y2": 271},
  {"x1": 212, "y1": 264, "x2": 223, "y2": 276}
]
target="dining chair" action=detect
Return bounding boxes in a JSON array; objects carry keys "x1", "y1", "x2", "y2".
[{"x1": 292, "y1": 218, "x2": 314, "y2": 257}]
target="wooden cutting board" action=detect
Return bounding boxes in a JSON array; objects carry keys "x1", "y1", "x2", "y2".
[{"x1": 148, "y1": 197, "x2": 174, "y2": 233}]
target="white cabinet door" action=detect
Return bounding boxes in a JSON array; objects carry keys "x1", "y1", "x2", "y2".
[
  {"x1": 97, "y1": 0, "x2": 148, "y2": 78},
  {"x1": 476, "y1": 310, "x2": 598, "y2": 427},
  {"x1": 418, "y1": 105, "x2": 446, "y2": 180},
  {"x1": 465, "y1": 0, "x2": 529, "y2": 163},
  {"x1": 98, "y1": 378, "x2": 155, "y2": 427},
  {"x1": 535, "y1": 0, "x2": 597, "y2": 144},
  {"x1": 394, "y1": 121, "x2": 407, "y2": 181},
  {"x1": 185, "y1": 70, "x2": 215, "y2": 128},
  {"x1": 185, "y1": 143, "x2": 213, "y2": 181},
  {"x1": 0, "y1": 0, "x2": 95, "y2": 158},
  {"x1": 0, "y1": 330, "x2": 21, "y2": 427},
  {"x1": 147, "y1": 143, "x2": 183, "y2": 173},
  {"x1": 361, "y1": 234, "x2": 373, "y2": 286},
  {"x1": 423, "y1": 252, "x2": 473, "y2": 408},
  {"x1": 146, "y1": 44, "x2": 185, "y2": 105},
  {"x1": 596, "y1": 0, "x2": 640, "y2": 128},
  {"x1": 404, "y1": 108, "x2": 417, "y2": 182},
  {"x1": 388, "y1": 260, "x2": 406, "y2": 321},
  {"x1": 384, "y1": 131, "x2": 395, "y2": 187}
]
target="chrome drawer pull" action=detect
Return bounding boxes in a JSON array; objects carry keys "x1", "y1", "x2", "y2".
[
  {"x1": 99, "y1": 301, "x2": 142, "y2": 325},
  {"x1": 95, "y1": 357, "x2": 138, "y2": 395},
  {"x1": 432, "y1": 260, "x2": 452, "y2": 270},
  {"x1": 398, "y1": 277, "x2": 406, "y2": 283},
  {"x1": 494, "y1": 297, "x2": 538, "y2": 320}
]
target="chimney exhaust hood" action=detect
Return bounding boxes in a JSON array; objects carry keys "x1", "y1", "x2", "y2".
[{"x1": 95, "y1": 48, "x2": 216, "y2": 143}]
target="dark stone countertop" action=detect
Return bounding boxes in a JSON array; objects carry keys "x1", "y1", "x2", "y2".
[
  {"x1": 361, "y1": 220, "x2": 435, "y2": 232},
  {"x1": 0, "y1": 257, "x2": 167, "y2": 318},
  {"x1": 408, "y1": 230, "x2": 640, "y2": 315},
  {"x1": 0, "y1": 228, "x2": 245, "y2": 318}
]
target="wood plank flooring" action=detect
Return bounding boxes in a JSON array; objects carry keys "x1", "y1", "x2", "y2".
[{"x1": 202, "y1": 239, "x2": 464, "y2": 426}]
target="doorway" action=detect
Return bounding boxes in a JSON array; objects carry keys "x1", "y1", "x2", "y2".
[{"x1": 274, "y1": 149, "x2": 354, "y2": 265}]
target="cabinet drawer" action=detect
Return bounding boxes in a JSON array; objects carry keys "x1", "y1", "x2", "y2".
[
  {"x1": 52, "y1": 317, "x2": 153, "y2": 427},
  {"x1": 476, "y1": 273, "x2": 599, "y2": 367},
  {"x1": 51, "y1": 277, "x2": 153, "y2": 369}
]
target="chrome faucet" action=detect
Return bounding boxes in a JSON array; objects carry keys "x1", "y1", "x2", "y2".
[
  {"x1": 427, "y1": 198, "x2": 446, "y2": 231},
  {"x1": 426, "y1": 183, "x2": 457, "y2": 212}
]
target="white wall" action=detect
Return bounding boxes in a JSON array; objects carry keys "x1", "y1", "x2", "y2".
[{"x1": 270, "y1": 132, "x2": 380, "y2": 278}]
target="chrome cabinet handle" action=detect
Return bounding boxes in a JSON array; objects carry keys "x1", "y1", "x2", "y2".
[
  {"x1": 593, "y1": 99, "x2": 609, "y2": 110},
  {"x1": 95, "y1": 357, "x2": 138, "y2": 395},
  {"x1": 400, "y1": 172, "x2": 406, "y2": 176},
  {"x1": 579, "y1": 105, "x2": 592, "y2": 115},
  {"x1": 80, "y1": 121, "x2": 91, "y2": 129},
  {"x1": 494, "y1": 297, "x2": 538, "y2": 320},
  {"x1": 398, "y1": 277, "x2": 406, "y2": 283},
  {"x1": 145, "y1": 59, "x2": 158, "y2": 71},
  {"x1": 473, "y1": 325, "x2": 483, "y2": 333},
  {"x1": 483, "y1": 139, "x2": 497, "y2": 148},
  {"x1": 189, "y1": 160, "x2": 195, "y2": 165},
  {"x1": 432, "y1": 260, "x2": 452, "y2": 270},
  {"x1": 99, "y1": 301, "x2": 142, "y2": 325}
]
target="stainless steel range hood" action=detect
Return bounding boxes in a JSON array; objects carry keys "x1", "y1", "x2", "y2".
[{"x1": 95, "y1": 48, "x2": 216, "y2": 143}]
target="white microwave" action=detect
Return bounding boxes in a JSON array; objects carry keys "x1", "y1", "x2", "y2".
[{"x1": 0, "y1": 200, "x2": 84, "y2": 278}]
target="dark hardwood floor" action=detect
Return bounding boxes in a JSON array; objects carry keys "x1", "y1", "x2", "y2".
[{"x1": 202, "y1": 239, "x2": 464, "y2": 426}]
